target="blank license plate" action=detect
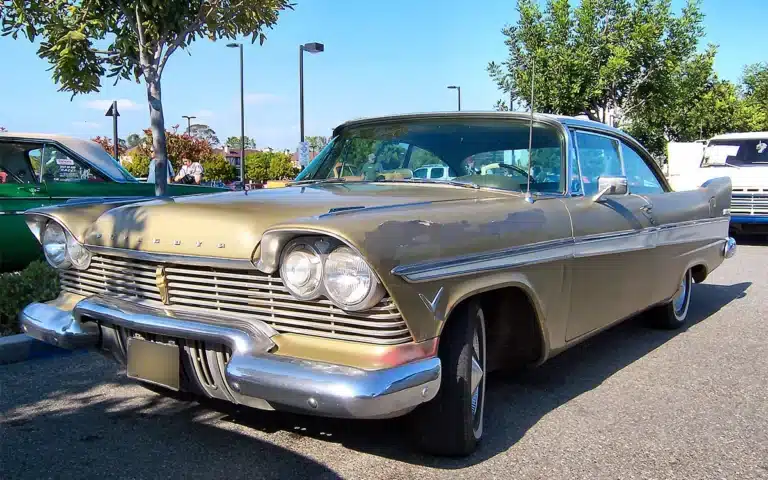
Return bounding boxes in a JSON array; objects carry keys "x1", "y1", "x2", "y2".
[{"x1": 127, "y1": 338, "x2": 180, "y2": 391}]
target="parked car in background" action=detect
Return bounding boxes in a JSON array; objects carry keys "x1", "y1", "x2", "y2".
[
  {"x1": 0, "y1": 133, "x2": 227, "y2": 271},
  {"x1": 413, "y1": 163, "x2": 455, "y2": 180},
  {"x1": 20, "y1": 112, "x2": 735, "y2": 456},
  {"x1": 667, "y1": 132, "x2": 768, "y2": 234}
]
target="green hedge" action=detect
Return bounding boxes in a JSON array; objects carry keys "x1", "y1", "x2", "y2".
[{"x1": 0, "y1": 261, "x2": 59, "y2": 336}]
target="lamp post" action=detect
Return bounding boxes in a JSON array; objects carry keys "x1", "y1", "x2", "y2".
[
  {"x1": 447, "y1": 85, "x2": 461, "y2": 111},
  {"x1": 299, "y1": 42, "x2": 324, "y2": 143},
  {"x1": 181, "y1": 115, "x2": 196, "y2": 134},
  {"x1": 227, "y1": 42, "x2": 245, "y2": 183}
]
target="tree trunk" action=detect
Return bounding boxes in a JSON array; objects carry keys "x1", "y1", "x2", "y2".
[{"x1": 146, "y1": 76, "x2": 168, "y2": 196}]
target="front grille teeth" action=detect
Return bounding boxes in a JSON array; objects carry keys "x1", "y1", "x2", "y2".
[{"x1": 59, "y1": 254, "x2": 413, "y2": 345}]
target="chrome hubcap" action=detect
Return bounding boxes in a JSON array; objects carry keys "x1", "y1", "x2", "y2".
[
  {"x1": 470, "y1": 321, "x2": 484, "y2": 419},
  {"x1": 673, "y1": 274, "x2": 688, "y2": 314}
]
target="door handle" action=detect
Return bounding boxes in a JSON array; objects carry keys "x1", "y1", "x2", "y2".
[{"x1": 640, "y1": 204, "x2": 653, "y2": 213}]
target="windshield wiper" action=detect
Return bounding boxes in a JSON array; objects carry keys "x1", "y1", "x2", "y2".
[
  {"x1": 287, "y1": 177, "x2": 347, "y2": 186},
  {"x1": 374, "y1": 178, "x2": 480, "y2": 189}
]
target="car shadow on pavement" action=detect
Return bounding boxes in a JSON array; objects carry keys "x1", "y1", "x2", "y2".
[
  {"x1": 0, "y1": 354, "x2": 343, "y2": 480},
  {"x1": 218, "y1": 281, "x2": 751, "y2": 468},
  {"x1": 0, "y1": 282, "x2": 750, "y2": 475}
]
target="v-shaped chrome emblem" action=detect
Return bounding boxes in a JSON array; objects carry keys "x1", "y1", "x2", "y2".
[{"x1": 419, "y1": 287, "x2": 444, "y2": 322}]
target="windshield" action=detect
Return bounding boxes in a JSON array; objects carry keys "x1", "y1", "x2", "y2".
[
  {"x1": 295, "y1": 118, "x2": 565, "y2": 193},
  {"x1": 703, "y1": 138, "x2": 768, "y2": 167}
]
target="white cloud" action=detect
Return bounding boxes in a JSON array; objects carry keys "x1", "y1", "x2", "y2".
[
  {"x1": 244, "y1": 93, "x2": 281, "y2": 105},
  {"x1": 83, "y1": 98, "x2": 141, "y2": 112},
  {"x1": 192, "y1": 109, "x2": 215, "y2": 119},
  {"x1": 71, "y1": 121, "x2": 102, "y2": 130}
]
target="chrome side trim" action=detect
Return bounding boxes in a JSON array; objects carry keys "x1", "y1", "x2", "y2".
[
  {"x1": 392, "y1": 237, "x2": 575, "y2": 283},
  {"x1": 85, "y1": 245, "x2": 257, "y2": 270},
  {"x1": 393, "y1": 217, "x2": 731, "y2": 283}
]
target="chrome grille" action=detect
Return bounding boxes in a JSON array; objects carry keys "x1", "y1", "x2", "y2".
[
  {"x1": 60, "y1": 255, "x2": 412, "y2": 345},
  {"x1": 731, "y1": 187, "x2": 768, "y2": 216}
]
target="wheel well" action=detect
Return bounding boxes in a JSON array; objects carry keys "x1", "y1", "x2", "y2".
[
  {"x1": 691, "y1": 264, "x2": 707, "y2": 284},
  {"x1": 450, "y1": 287, "x2": 544, "y2": 373}
]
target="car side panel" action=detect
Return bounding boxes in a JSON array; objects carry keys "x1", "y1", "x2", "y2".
[
  {"x1": 0, "y1": 184, "x2": 50, "y2": 271},
  {"x1": 641, "y1": 178, "x2": 732, "y2": 305}
]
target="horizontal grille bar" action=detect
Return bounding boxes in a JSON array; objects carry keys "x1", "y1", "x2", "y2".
[{"x1": 60, "y1": 254, "x2": 412, "y2": 345}]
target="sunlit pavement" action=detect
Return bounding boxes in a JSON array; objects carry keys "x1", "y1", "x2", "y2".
[{"x1": 2, "y1": 240, "x2": 767, "y2": 479}]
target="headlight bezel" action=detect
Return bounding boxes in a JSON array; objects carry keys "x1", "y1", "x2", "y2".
[
  {"x1": 42, "y1": 221, "x2": 71, "y2": 269},
  {"x1": 41, "y1": 220, "x2": 92, "y2": 271},
  {"x1": 279, "y1": 239, "x2": 325, "y2": 301},
  {"x1": 277, "y1": 236, "x2": 385, "y2": 312},
  {"x1": 323, "y1": 245, "x2": 385, "y2": 311}
]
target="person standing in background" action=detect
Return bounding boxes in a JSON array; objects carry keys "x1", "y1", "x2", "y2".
[{"x1": 146, "y1": 147, "x2": 175, "y2": 184}]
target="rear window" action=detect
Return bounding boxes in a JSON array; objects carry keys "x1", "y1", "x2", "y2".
[{"x1": 704, "y1": 138, "x2": 768, "y2": 166}]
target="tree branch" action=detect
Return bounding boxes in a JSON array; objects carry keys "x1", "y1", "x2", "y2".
[
  {"x1": 158, "y1": 1, "x2": 214, "y2": 76},
  {"x1": 134, "y1": 4, "x2": 149, "y2": 67}
]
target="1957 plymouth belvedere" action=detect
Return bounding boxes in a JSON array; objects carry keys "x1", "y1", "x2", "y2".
[
  {"x1": 20, "y1": 113, "x2": 736, "y2": 455},
  {"x1": 0, "y1": 132, "x2": 225, "y2": 271}
]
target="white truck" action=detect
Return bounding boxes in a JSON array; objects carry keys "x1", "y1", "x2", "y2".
[{"x1": 667, "y1": 132, "x2": 768, "y2": 235}]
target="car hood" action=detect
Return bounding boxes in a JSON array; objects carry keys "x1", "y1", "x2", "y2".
[{"x1": 65, "y1": 183, "x2": 503, "y2": 259}]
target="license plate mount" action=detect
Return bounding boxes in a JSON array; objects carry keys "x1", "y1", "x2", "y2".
[{"x1": 126, "y1": 337, "x2": 180, "y2": 391}]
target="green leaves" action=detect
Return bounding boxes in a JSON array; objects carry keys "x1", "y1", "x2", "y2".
[
  {"x1": 488, "y1": 0, "x2": 708, "y2": 123},
  {"x1": 0, "y1": 261, "x2": 60, "y2": 336}
]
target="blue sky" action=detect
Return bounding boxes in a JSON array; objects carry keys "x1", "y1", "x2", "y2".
[{"x1": 0, "y1": 0, "x2": 766, "y2": 150}]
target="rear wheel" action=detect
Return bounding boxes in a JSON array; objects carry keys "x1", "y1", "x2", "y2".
[
  {"x1": 412, "y1": 300, "x2": 486, "y2": 456},
  {"x1": 648, "y1": 268, "x2": 692, "y2": 329}
]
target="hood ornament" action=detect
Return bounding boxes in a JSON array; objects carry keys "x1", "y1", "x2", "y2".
[{"x1": 155, "y1": 266, "x2": 170, "y2": 305}]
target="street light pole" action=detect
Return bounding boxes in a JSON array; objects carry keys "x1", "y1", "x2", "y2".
[
  {"x1": 182, "y1": 115, "x2": 196, "y2": 134},
  {"x1": 299, "y1": 42, "x2": 325, "y2": 143},
  {"x1": 447, "y1": 85, "x2": 461, "y2": 111},
  {"x1": 227, "y1": 43, "x2": 245, "y2": 183}
]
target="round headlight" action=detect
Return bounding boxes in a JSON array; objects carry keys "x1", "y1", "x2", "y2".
[
  {"x1": 42, "y1": 222, "x2": 71, "y2": 269},
  {"x1": 66, "y1": 233, "x2": 91, "y2": 270},
  {"x1": 280, "y1": 242, "x2": 323, "y2": 300},
  {"x1": 323, "y1": 246, "x2": 384, "y2": 310}
]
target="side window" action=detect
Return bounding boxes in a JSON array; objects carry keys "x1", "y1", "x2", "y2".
[
  {"x1": 42, "y1": 146, "x2": 105, "y2": 183},
  {"x1": 409, "y1": 146, "x2": 444, "y2": 170},
  {"x1": 429, "y1": 167, "x2": 445, "y2": 179},
  {"x1": 0, "y1": 142, "x2": 42, "y2": 184},
  {"x1": 413, "y1": 168, "x2": 428, "y2": 179},
  {"x1": 621, "y1": 143, "x2": 664, "y2": 194},
  {"x1": 575, "y1": 132, "x2": 622, "y2": 196}
]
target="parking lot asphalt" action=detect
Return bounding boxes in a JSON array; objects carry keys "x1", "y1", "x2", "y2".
[{"x1": 1, "y1": 241, "x2": 767, "y2": 480}]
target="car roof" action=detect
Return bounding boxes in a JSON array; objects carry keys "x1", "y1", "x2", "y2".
[
  {"x1": 709, "y1": 132, "x2": 768, "y2": 141},
  {"x1": 0, "y1": 132, "x2": 131, "y2": 181},
  {"x1": 333, "y1": 111, "x2": 637, "y2": 144}
]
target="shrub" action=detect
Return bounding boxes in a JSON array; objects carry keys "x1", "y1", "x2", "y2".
[{"x1": 0, "y1": 261, "x2": 60, "y2": 336}]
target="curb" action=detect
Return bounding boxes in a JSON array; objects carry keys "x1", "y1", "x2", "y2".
[{"x1": 0, "y1": 334, "x2": 72, "y2": 365}]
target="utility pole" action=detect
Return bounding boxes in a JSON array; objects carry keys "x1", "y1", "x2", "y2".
[
  {"x1": 182, "y1": 115, "x2": 196, "y2": 134},
  {"x1": 105, "y1": 101, "x2": 120, "y2": 160}
]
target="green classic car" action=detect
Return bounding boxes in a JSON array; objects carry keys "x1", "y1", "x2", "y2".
[{"x1": 0, "y1": 133, "x2": 224, "y2": 271}]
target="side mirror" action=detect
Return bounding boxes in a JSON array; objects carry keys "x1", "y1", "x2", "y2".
[{"x1": 593, "y1": 175, "x2": 628, "y2": 202}]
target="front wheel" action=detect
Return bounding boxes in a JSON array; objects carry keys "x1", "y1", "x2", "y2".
[
  {"x1": 411, "y1": 300, "x2": 486, "y2": 456},
  {"x1": 648, "y1": 268, "x2": 692, "y2": 329}
]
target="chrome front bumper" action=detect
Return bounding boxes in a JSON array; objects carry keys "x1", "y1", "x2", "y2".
[{"x1": 20, "y1": 296, "x2": 441, "y2": 419}]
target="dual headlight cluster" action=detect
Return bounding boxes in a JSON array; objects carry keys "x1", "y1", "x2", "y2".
[
  {"x1": 279, "y1": 237, "x2": 385, "y2": 311},
  {"x1": 41, "y1": 222, "x2": 92, "y2": 270}
]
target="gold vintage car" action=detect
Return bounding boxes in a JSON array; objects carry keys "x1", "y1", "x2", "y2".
[{"x1": 20, "y1": 112, "x2": 736, "y2": 456}]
